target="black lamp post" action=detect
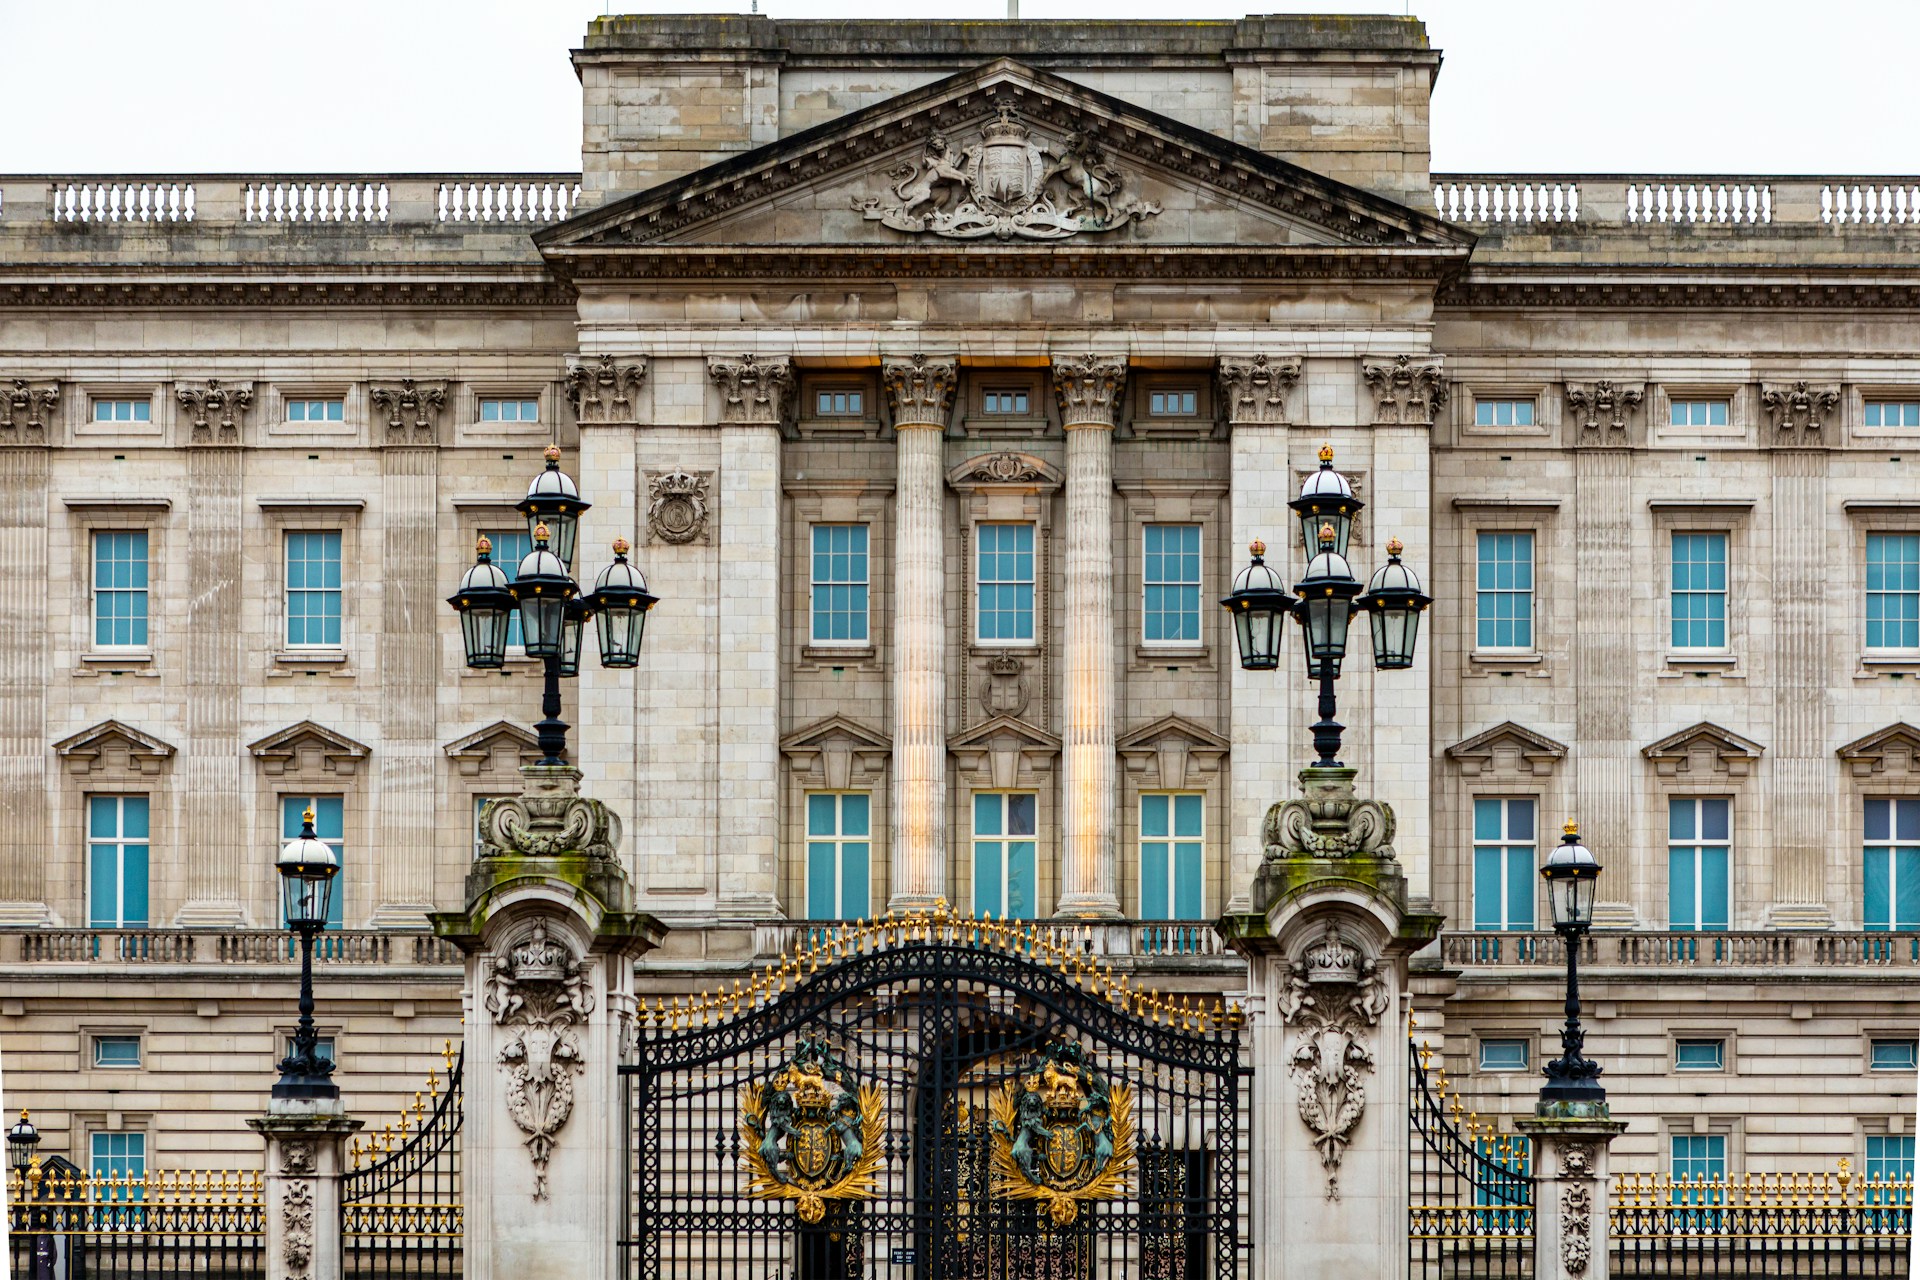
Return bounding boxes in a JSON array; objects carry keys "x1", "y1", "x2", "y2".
[
  {"x1": 447, "y1": 446, "x2": 658, "y2": 767},
  {"x1": 1221, "y1": 445, "x2": 1433, "y2": 765},
  {"x1": 1539, "y1": 821, "x2": 1606, "y2": 1107},
  {"x1": 7, "y1": 1110, "x2": 38, "y2": 1180},
  {"x1": 273, "y1": 808, "x2": 340, "y2": 1101}
]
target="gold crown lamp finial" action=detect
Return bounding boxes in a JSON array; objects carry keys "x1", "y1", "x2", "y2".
[
  {"x1": 543, "y1": 443, "x2": 562, "y2": 464},
  {"x1": 1564, "y1": 820, "x2": 1579, "y2": 837},
  {"x1": 1317, "y1": 521, "x2": 1337, "y2": 548},
  {"x1": 1386, "y1": 536, "x2": 1404, "y2": 557},
  {"x1": 1249, "y1": 538, "x2": 1266, "y2": 559},
  {"x1": 1318, "y1": 443, "x2": 1334, "y2": 464},
  {"x1": 612, "y1": 536, "x2": 630, "y2": 557},
  {"x1": 475, "y1": 534, "x2": 492, "y2": 557},
  {"x1": 303, "y1": 806, "x2": 315, "y2": 825},
  {"x1": 533, "y1": 522, "x2": 551, "y2": 544}
]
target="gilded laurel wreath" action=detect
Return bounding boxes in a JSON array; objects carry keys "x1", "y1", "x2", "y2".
[
  {"x1": 739, "y1": 1041, "x2": 885, "y2": 1224},
  {"x1": 989, "y1": 1041, "x2": 1136, "y2": 1226}
]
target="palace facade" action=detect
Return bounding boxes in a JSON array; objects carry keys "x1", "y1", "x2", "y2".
[{"x1": 1, "y1": 13, "x2": 1916, "y2": 1188}]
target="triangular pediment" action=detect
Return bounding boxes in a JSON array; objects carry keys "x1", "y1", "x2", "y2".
[
  {"x1": 1643, "y1": 721, "x2": 1765, "y2": 778},
  {"x1": 1116, "y1": 714, "x2": 1230, "y2": 754},
  {"x1": 1444, "y1": 721, "x2": 1567, "y2": 778},
  {"x1": 248, "y1": 720, "x2": 370, "y2": 777},
  {"x1": 537, "y1": 58, "x2": 1471, "y2": 271},
  {"x1": 780, "y1": 714, "x2": 892, "y2": 755},
  {"x1": 1839, "y1": 722, "x2": 1920, "y2": 779},
  {"x1": 948, "y1": 713, "x2": 1062, "y2": 754},
  {"x1": 443, "y1": 721, "x2": 541, "y2": 778},
  {"x1": 53, "y1": 720, "x2": 175, "y2": 776}
]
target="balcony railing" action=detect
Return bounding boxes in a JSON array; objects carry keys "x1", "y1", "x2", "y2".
[
  {"x1": 1443, "y1": 930, "x2": 1920, "y2": 970},
  {"x1": 1, "y1": 174, "x2": 583, "y2": 226},
  {"x1": 0, "y1": 928, "x2": 464, "y2": 966},
  {"x1": 1433, "y1": 173, "x2": 1920, "y2": 228},
  {"x1": 750, "y1": 919, "x2": 1229, "y2": 961}
]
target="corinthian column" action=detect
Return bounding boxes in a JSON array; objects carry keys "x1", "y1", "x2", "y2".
[
  {"x1": 1052, "y1": 353, "x2": 1126, "y2": 918},
  {"x1": 883, "y1": 355, "x2": 957, "y2": 911}
]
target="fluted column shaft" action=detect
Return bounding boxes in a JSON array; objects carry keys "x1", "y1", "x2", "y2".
[
  {"x1": 884, "y1": 356, "x2": 957, "y2": 911},
  {"x1": 1053, "y1": 354, "x2": 1126, "y2": 918}
]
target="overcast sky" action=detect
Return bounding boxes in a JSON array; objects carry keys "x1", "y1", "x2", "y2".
[{"x1": 5, "y1": 0, "x2": 1917, "y2": 176}]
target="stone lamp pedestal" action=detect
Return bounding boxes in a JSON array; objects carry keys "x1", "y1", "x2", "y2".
[
  {"x1": 1221, "y1": 763, "x2": 1442, "y2": 1280},
  {"x1": 431, "y1": 764, "x2": 664, "y2": 1280},
  {"x1": 1516, "y1": 1112, "x2": 1628, "y2": 1280}
]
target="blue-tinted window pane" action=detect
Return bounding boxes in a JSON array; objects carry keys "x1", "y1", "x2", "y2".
[
  {"x1": 1868, "y1": 535, "x2": 1920, "y2": 650},
  {"x1": 1006, "y1": 792, "x2": 1036, "y2": 837},
  {"x1": 1006, "y1": 841, "x2": 1035, "y2": 919},
  {"x1": 1675, "y1": 1040, "x2": 1726, "y2": 1071},
  {"x1": 1173, "y1": 794, "x2": 1203, "y2": 838},
  {"x1": 975, "y1": 793, "x2": 1037, "y2": 919},
  {"x1": 1141, "y1": 794, "x2": 1168, "y2": 839},
  {"x1": 1478, "y1": 1039, "x2": 1529, "y2": 1071},
  {"x1": 1475, "y1": 400, "x2": 1535, "y2": 427},
  {"x1": 93, "y1": 1036, "x2": 141, "y2": 1068},
  {"x1": 1141, "y1": 841, "x2": 1169, "y2": 919},
  {"x1": 1871, "y1": 1039, "x2": 1919, "y2": 1071},
  {"x1": 804, "y1": 792, "x2": 871, "y2": 919},
  {"x1": 1867, "y1": 403, "x2": 1920, "y2": 429},
  {"x1": 1140, "y1": 794, "x2": 1204, "y2": 920},
  {"x1": 1671, "y1": 1134, "x2": 1726, "y2": 1180},
  {"x1": 810, "y1": 525, "x2": 870, "y2": 644},
  {"x1": 1143, "y1": 525, "x2": 1202, "y2": 644},
  {"x1": 87, "y1": 796, "x2": 150, "y2": 929},
  {"x1": 1504, "y1": 854, "x2": 1533, "y2": 930},
  {"x1": 1671, "y1": 534, "x2": 1728, "y2": 649},
  {"x1": 1868, "y1": 1135, "x2": 1916, "y2": 1184},
  {"x1": 977, "y1": 525, "x2": 1036, "y2": 642},
  {"x1": 1172, "y1": 842, "x2": 1202, "y2": 918},
  {"x1": 806, "y1": 842, "x2": 838, "y2": 919},
  {"x1": 90, "y1": 1133, "x2": 146, "y2": 1181},
  {"x1": 93, "y1": 531, "x2": 151, "y2": 648},
  {"x1": 1475, "y1": 533, "x2": 1534, "y2": 649},
  {"x1": 285, "y1": 531, "x2": 343, "y2": 647}
]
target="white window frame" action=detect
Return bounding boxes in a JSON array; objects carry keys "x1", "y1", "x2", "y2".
[
  {"x1": 981, "y1": 387, "x2": 1033, "y2": 416},
  {"x1": 90, "y1": 530, "x2": 151, "y2": 653},
  {"x1": 1473, "y1": 398, "x2": 1536, "y2": 428},
  {"x1": 284, "y1": 398, "x2": 346, "y2": 424},
  {"x1": 803, "y1": 791, "x2": 872, "y2": 921},
  {"x1": 1472, "y1": 796, "x2": 1537, "y2": 931},
  {"x1": 477, "y1": 398, "x2": 539, "y2": 424},
  {"x1": 1138, "y1": 791, "x2": 1205, "y2": 920},
  {"x1": 974, "y1": 522, "x2": 1037, "y2": 646},
  {"x1": 1140, "y1": 523, "x2": 1203, "y2": 648},
  {"x1": 1667, "y1": 796, "x2": 1733, "y2": 931},
  {"x1": 1669, "y1": 399, "x2": 1730, "y2": 428},
  {"x1": 1476, "y1": 1038, "x2": 1531, "y2": 1072},
  {"x1": 1147, "y1": 387, "x2": 1199, "y2": 417},
  {"x1": 1474, "y1": 531, "x2": 1536, "y2": 655},
  {"x1": 87, "y1": 794, "x2": 150, "y2": 930},
  {"x1": 283, "y1": 529, "x2": 344, "y2": 651},
  {"x1": 812, "y1": 387, "x2": 866, "y2": 418},
  {"x1": 92, "y1": 1034, "x2": 143, "y2": 1070},
  {"x1": 972, "y1": 791, "x2": 1038, "y2": 920},
  {"x1": 1865, "y1": 532, "x2": 1920, "y2": 657},
  {"x1": 1865, "y1": 401, "x2": 1920, "y2": 430},
  {"x1": 91, "y1": 398, "x2": 151, "y2": 424},
  {"x1": 808, "y1": 524, "x2": 871, "y2": 648},
  {"x1": 1669, "y1": 532, "x2": 1730, "y2": 653},
  {"x1": 1674, "y1": 1037, "x2": 1728, "y2": 1073}
]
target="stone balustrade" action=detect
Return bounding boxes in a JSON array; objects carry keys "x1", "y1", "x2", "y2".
[
  {"x1": 748, "y1": 918, "x2": 1229, "y2": 962},
  {"x1": 2, "y1": 175, "x2": 583, "y2": 226},
  {"x1": 0, "y1": 927, "x2": 464, "y2": 966},
  {"x1": 1442, "y1": 929, "x2": 1920, "y2": 969},
  {"x1": 1435, "y1": 173, "x2": 1920, "y2": 226}
]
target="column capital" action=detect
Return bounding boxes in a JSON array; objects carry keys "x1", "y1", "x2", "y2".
[
  {"x1": 176, "y1": 378, "x2": 255, "y2": 444},
  {"x1": 565, "y1": 353, "x2": 649, "y2": 426},
  {"x1": 1217, "y1": 354, "x2": 1301, "y2": 427},
  {"x1": 1050, "y1": 352, "x2": 1127, "y2": 429},
  {"x1": 1361, "y1": 353, "x2": 1447, "y2": 425},
  {"x1": 882, "y1": 354, "x2": 958, "y2": 429},
  {"x1": 708, "y1": 354, "x2": 795, "y2": 426},
  {"x1": 1, "y1": 377, "x2": 58, "y2": 442}
]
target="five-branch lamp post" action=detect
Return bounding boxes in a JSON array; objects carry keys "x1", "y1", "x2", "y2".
[
  {"x1": 273, "y1": 807, "x2": 340, "y2": 1100},
  {"x1": 446, "y1": 444, "x2": 659, "y2": 766},
  {"x1": 1221, "y1": 445, "x2": 1433, "y2": 766},
  {"x1": 1539, "y1": 822, "x2": 1607, "y2": 1107}
]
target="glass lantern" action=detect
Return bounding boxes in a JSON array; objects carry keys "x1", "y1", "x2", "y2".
[
  {"x1": 587, "y1": 538, "x2": 659, "y2": 669},
  {"x1": 276, "y1": 808, "x2": 339, "y2": 930},
  {"x1": 446, "y1": 536, "x2": 516, "y2": 669},
  {"x1": 509, "y1": 524, "x2": 579, "y2": 660},
  {"x1": 1289, "y1": 444, "x2": 1363, "y2": 562},
  {"x1": 516, "y1": 444, "x2": 592, "y2": 570},
  {"x1": 1541, "y1": 822, "x2": 1602, "y2": 931},
  {"x1": 1355, "y1": 537, "x2": 1434, "y2": 671},
  {"x1": 1293, "y1": 521, "x2": 1363, "y2": 679},
  {"x1": 1219, "y1": 541, "x2": 1297, "y2": 671}
]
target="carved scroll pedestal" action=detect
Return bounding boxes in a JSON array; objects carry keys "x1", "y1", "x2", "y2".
[
  {"x1": 249, "y1": 1102, "x2": 360, "y2": 1280},
  {"x1": 1221, "y1": 764, "x2": 1441, "y2": 1280},
  {"x1": 432, "y1": 764, "x2": 664, "y2": 1280},
  {"x1": 1516, "y1": 1117, "x2": 1627, "y2": 1280}
]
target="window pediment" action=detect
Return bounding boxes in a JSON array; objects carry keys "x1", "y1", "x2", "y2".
[
  {"x1": 1444, "y1": 721, "x2": 1568, "y2": 779},
  {"x1": 53, "y1": 720, "x2": 176, "y2": 777},
  {"x1": 1116, "y1": 714, "x2": 1228, "y2": 792},
  {"x1": 1839, "y1": 723, "x2": 1920, "y2": 780},
  {"x1": 781, "y1": 715, "x2": 892, "y2": 791},
  {"x1": 948, "y1": 452, "x2": 1063, "y2": 494},
  {"x1": 443, "y1": 721, "x2": 540, "y2": 779},
  {"x1": 950, "y1": 714, "x2": 1061, "y2": 791},
  {"x1": 248, "y1": 721, "x2": 370, "y2": 777},
  {"x1": 1643, "y1": 722, "x2": 1766, "y2": 779}
]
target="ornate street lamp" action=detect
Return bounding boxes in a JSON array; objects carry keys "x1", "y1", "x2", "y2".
[
  {"x1": 273, "y1": 807, "x2": 340, "y2": 1101},
  {"x1": 7, "y1": 1110, "x2": 39, "y2": 1178},
  {"x1": 448, "y1": 447, "x2": 659, "y2": 766},
  {"x1": 1222, "y1": 445, "x2": 1434, "y2": 767},
  {"x1": 1539, "y1": 821, "x2": 1606, "y2": 1107}
]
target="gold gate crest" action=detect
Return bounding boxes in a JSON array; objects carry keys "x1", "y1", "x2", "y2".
[
  {"x1": 740, "y1": 1040, "x2": 884, "y2": 1223},
  {"x1": 990, "y1": 1040, "x2": 1135, "y2": 1225}
]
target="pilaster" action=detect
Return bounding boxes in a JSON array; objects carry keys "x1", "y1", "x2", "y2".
[
  {"x1": 1051, "y1": 353, "x2": 1125, "y2": 918},
  {"x1": 373, "y1": 438, "x2": 442, "y2": 925},
  {"x1": 1220, "y1": 355, "x2": 1301, "y2": 913},
  {"x1": 0, "y1": 434, "x2": 51, "y2": 922},
  {"x1": 178, "y1": 436, "x2": 248, "y2": 926},
  {"x1": 710, "y1": 356, "x2": 792, "y2": 915},
  {"x1": 883, "y1": 355, "x2": 957, "y2": 911},
  {"x1": 1573, "y1": 446, "x2": 1634, "y2": 926}
]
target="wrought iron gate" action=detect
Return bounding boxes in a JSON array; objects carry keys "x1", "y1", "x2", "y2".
[
  {"x1": 342, "y1": 1043, "x2": 464, "y2": 1278},
  {"x1": 1407, "y1": 1039, "x2": 1534, "y2": 1278},
  {"x1": 622, "y1": 911, "x2": 1245, "y2": 1279}
]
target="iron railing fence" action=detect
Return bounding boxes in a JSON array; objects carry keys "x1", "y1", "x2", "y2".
[
  {"x1": 1612, "y1": 1168, "x2": 1913, "y2": 1277},
  {"x1": 342, "y1": 1041, "x2": 464, "y2": 1278},
  {"x1": 6, "y1": 1168, "x2": 264, "y2": 1278},
  {"x1": 1409, "y1": 1039, "x2": 1536, "y2": 1279}
]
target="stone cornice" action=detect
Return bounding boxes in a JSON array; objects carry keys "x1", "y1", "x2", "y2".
[
  {"x1": 1439, "y1": 269, "x2": 1920, "y2": 310},
  {"x1": 0, "y1": 274, "x2": 574, "y2": 308}
]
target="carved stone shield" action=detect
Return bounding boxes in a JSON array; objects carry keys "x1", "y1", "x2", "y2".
[{"x1": 975, "y1": 138, "x2": 1042, "y2": 212}]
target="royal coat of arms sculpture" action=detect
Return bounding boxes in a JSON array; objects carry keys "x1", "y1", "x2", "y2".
[
  {"x1": 858, "y1": 106, "x2": 1159, "y2": 241},
  {"x1": 739, "y1": 1040, "x2": 885, "y2": 1224},
  {"x1": 989, "y1": 1040, "x2": 1136, "y2": 1225}
]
